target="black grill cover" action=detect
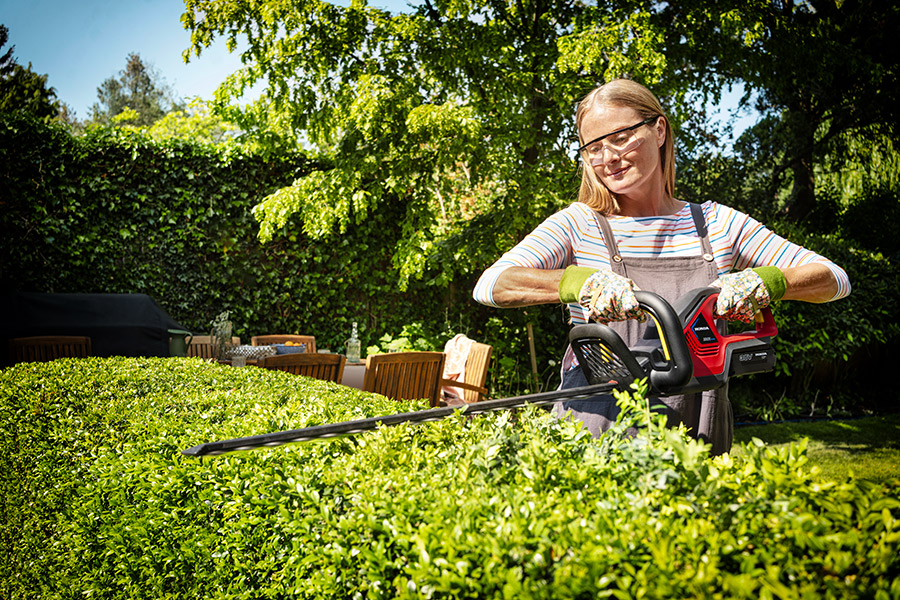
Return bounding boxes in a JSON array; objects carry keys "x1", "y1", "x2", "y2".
[{"x1": 1, "y1": 293, "x2": 188, "y2": 366}]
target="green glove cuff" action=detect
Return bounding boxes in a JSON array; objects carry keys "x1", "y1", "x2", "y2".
[
  {"x1": 559, "y1": 266, "x2": 596, "y2": 303},
  {"x1": 752, "y1": 266, "x2": 787, "y2": 302}
]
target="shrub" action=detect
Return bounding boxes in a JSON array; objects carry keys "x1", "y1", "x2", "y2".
[{"x1": 2, "y1": 358, "x2": 898, "y2": 599}]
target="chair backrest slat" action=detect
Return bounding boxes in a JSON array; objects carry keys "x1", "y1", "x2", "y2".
[{"x1": 463, "y1": 342, "x2": 493, "y2": 403}]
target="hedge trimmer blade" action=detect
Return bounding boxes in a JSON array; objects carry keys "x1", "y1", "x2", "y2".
[
  {"x1": 182, "y1": 288, "x2": 777, "y2": 457},
  {"x1": 181, "y1": 382, "x2": 619, "y2": 456}
]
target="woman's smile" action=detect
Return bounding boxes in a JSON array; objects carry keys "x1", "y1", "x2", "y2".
[{"x1": 606, "y1": 164, "x2": 630, "y2": 178}]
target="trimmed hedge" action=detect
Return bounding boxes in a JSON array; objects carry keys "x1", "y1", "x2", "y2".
[{"x1": 2, "y1": 357, "x2": 899, "y2": 599}]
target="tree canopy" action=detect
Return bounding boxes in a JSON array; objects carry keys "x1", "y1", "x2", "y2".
[
  {"x1": 88, "y1": 53, "x2": 184, "y2": 128},
  {"x1": 0, "y1": 24, "x2": 68, "y2": 122},
  {"x1": 181, "y1": 0, "x2": 898, "y2": 285},
  {"x1": 183, "y1": 0, "x2": 674, "y2": 285},
  {"x1": 659, "y1": 0, "x2": 899, "y2": 221}
]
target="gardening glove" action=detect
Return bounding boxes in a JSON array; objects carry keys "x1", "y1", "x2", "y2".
[
  {"x1": 559, "y1": 266, "x2": 646, "y2": 324},
  {"x1": 710, "y1": 266, "x2": 787, "y2": 323}
]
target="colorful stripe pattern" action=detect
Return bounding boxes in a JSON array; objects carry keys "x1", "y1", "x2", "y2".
[{"x1": 473, "y1": 201, "x2": 850, "y2": 323}]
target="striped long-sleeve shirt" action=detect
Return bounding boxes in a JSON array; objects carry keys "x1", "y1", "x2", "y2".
[{"x1": 473, "y1": 201, "x2": 850, "y2": 324}]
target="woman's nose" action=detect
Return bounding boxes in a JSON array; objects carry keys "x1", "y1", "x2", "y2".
[{"x1": 589, "y1": 146, "x2": 619, "y2": 167}]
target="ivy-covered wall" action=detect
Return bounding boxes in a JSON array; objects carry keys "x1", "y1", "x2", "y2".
[
  {"x1": 1, "y1": 115, "x2": 424, "y2": 345},
  {"x1": 2, "y1": 112, "x2": 897, "y2": 415},
  {"x1": 0, "y1": 113, "x2": 563, "y2": 396}
]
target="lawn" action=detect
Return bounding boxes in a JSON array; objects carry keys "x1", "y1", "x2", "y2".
[{"x1": 733, "y1": 413, "x2": 900, "y2": 484}]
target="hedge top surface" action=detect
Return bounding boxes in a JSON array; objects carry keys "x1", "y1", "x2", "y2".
[{"x1": 2, "y1": 357, "x2": 899, "y2": 599}]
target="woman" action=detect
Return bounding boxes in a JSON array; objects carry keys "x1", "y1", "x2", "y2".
[{"x1": 472, "y1": 79, "x2": 850, "y2": 455}]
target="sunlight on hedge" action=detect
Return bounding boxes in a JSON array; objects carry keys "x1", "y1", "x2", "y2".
[{"x1": 2, "y1": 358, "x2": 898, "y2": 599}]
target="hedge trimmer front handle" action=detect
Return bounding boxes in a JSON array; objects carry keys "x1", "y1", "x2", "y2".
[{"x1": 569, "y1": 287, "x2": 777, "y2": 397}]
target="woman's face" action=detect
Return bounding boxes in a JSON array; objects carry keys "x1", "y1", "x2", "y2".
[{"x1": 579, "y1": 104, "x2": 666, "y2": 203}]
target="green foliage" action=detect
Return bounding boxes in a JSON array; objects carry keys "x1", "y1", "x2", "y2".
[
  {"x1": 145, "y1": 98, "x2": 240, "y2": 144},
  {"x1": 0, "y1": 112, "x2": 455, "y2": 354},
  {"x1": 88, "y1": 53, "x2": 183, "y2": 128},
  {"x1": 2, "y1": 358, "x2": 899, "y2": 598},
  {"x1": 660, "y1": 1, "x2": 900, "y2": 221},
  {"x1": 729, "y1": 221, "x2": 900, "y2": 419},
  {"x1": 0, "y1": 62, "x2": 62, "y2": 121},
  {"x1": 0, "y1": 25, "x2": 12, "y2": 78},
  {"x1": 365, "y1": 321, "x2": 449, "y2": 356},
  {"x1": 0, "y1": 25, "x2": 67, "y2": 123},
  {"x1": 182, "y1": 0, "x2": 672, "y2": 285},
  {"x1": 733, "y1": 415, "x2": 900, "y2": 485}
]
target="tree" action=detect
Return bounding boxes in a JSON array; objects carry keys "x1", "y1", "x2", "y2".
[
  {"x1": 182, "y1": 0, "x2": 673, "y2": 285},
  {"x1": 145, "y1": 98, "x2": 240, "y2": 144},
  {"x1": 0, "y1": 25, "x2": 13, "y2": 78},
  {"x1": 89, "y1": 53, "x2": 183, "y2": 127},
  {"x1": 658, "y1": 0, "x2": 900, "y2": 222},
  {"x1": 0, "y1": 24, "x2": 68, "y2": 122}
]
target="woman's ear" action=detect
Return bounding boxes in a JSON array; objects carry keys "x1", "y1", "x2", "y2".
[{"x1": 656, "y1": 116, "x2": 666, "y2": 148}]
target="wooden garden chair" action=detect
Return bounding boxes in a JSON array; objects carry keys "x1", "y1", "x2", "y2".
[
  {"x1": 439, "y1": 341, "x2": 493, "y2": 404},
  {"x1": 257, "y1": 353, "x2": 347, "y2": 383},
  {"x1": 363, "y1": 351, "x2": 446, "y2": 407},
  {"x1": 9, "y1": 335, "x2": 92, "y2": 363}
]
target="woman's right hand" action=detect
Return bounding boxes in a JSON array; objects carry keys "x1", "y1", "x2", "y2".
[{"x1": 559, "y1": 266, "x2": 645, "y2": 324}]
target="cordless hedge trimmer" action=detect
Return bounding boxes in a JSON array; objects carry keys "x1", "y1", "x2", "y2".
[{"x1": 182, "y1": 287, "x2": 777, "y2": 456}]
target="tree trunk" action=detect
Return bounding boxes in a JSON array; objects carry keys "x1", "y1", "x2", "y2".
[{"x1": 783, "y1": 103, "x2": 818, "y2": 222}]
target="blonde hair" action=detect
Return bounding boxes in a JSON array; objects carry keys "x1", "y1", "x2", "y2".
[{"x1": 575, "y1": 79, "x2": 675, "y2": 215}]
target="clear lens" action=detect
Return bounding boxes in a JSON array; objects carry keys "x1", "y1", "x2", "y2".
[
  {"x1": 579, "y1": 116, "x2": 658, "y2": 159},
  {"x1": 585, "y1": 132, "x2": 641, "y2": 158}
]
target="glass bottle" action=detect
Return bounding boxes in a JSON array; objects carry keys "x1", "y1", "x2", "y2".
[{"x1": 345, "y1": 322, "x2": 361, "y2": 363}]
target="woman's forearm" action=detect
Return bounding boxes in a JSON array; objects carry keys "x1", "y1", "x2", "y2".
[
  {"x1": 486, "y1": 263, "x2": 841, "y2": 309},
  {"x1": 490, "y1": 267, "x2": 566, "y2": 307},
  {"x1": 781, "y1": 263, "x2": 840, "y2": 303}
]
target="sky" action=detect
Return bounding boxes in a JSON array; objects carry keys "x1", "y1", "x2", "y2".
[
  {"x1": 1, "y1": 0, "x2": 755, "y2": 138},
  {"x1": 0, "y1": 0, "x2": 409, "y2": 120}
]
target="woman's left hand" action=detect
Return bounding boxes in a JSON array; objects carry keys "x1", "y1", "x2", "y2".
[{"x1": 710, "y1": 267, "x2": 786, "y2": 322}]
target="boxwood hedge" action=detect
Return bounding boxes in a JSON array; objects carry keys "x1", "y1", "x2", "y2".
[{"x1": 2, "y1": 358, "x2": 899, "y2": 599}]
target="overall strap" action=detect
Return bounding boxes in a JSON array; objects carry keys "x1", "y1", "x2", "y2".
[
  {"x1": 688, "y1": 202, "x2": 715, "y2": 262},
  {"x1": 596, "y1": 203, "x2": 716, "y2": 273},
  {"x1": 592, "y1": 212, "x2": 627, "y2": 277}
]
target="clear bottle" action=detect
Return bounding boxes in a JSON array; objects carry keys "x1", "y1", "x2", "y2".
[{"x1": 345, "y1": 322, "x2": 361, "y2": 363}]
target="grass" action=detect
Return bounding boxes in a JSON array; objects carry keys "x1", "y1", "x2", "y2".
[{"x1": 732, "y1": 413, "x2": 900, "y2": 484}]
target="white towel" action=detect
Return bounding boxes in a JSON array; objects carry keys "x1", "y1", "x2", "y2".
[{"x1": 441, "y1": 333, "x2": 474, "y2": 405}]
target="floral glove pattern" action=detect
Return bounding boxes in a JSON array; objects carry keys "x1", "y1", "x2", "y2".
[
  {"x1": 578, "y1": 269, "x2": 646, "y2": 324},
  {"x1": 710, "y1": 269, "x2": 771, "y2": 323}
]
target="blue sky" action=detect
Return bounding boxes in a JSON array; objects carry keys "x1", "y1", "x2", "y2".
[
  {"x1": 0, "y1": 0, "x2": 410, "y2": 119},
  {"x1": 2, "y1": 0, "x2": 754, "y2": 139}
]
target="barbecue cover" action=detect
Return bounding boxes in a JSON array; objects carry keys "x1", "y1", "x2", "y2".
[{"x1": 0, "y1": 293, "x2": 188, "y2": 366}]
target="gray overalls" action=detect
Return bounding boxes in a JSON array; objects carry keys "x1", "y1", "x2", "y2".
[{"x1": 553, "y1": 203, "x2": 733, "y2": 455}]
